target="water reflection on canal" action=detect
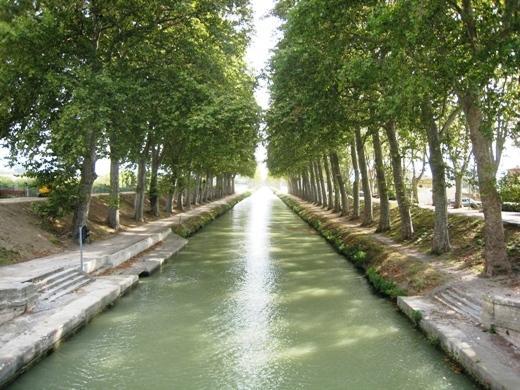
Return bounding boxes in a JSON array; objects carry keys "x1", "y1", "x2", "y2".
[{"x1": 12, "y1": 188, "x2": 476, "y2": 389}]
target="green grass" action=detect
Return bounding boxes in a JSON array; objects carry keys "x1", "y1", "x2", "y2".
[
  {"x1": 172, "y1": 192, "x2": 251, "y2": 238},
  {"x1": 0, "y1": 247, "x2": 20, "y2": 266}
]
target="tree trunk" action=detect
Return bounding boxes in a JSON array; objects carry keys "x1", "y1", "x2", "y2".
[
  {"x1": 206, "y1": 174, "x2": 211, "y2": 199},
  {"x1": 328, "y1": 156, "x2": 341, "y2": 212},
  {"x1": 384, "y1": 121, "x2": 414, "y2": 240},
  {"x1": 356, "y1": 128, "x2": 373, "y2": 225},
  {"x1": 303, "y1": 170, "x2": 311, "y2": 201},
  {"x1": 411, "y1": 177, "x2": 419, "y2": 204},
  {"x1": 351, "y1": 143, "x2": 360, "y2": 219},
  {"x1": 134, "y1": 138, "x2": 150, "y2": 222},
  {"x1": 134, "y1": 156, "x2": 147, "y2": 222},
  {"x1": 200, "y1": 175, "x2": 207, "y2": 202},
  {"x1": 330, "y1": 152, "x2": 349, "y2": 216},
  {"x1": 322, "y1": 155, "x2": 334, "y2": 210},
  {"x1": 308, "y1": 163, "x2": 319, "y2": 203},
  {"x1": 316, "y1": 160, "x2": 327, "y2": 208},
  {"x1": 72, "y1": 131, "x2": 97, "y2": 236},
  {"x1": 149, "y1": 145, "x2": 161, "y2": 217},
  {"x1": 460, "y1": 92, "x2": 510, "y2": 275},
  {"x1": 166, "y1": 191, "x2": 174, "y2": 214},
  {"x1": 107, "y1": 151, "x2": 120, "y2": 229},
  {"x1": 372, "y1": 131, "x2": 390, "y2": 232},
  {"x1": 454, "y1": 174, "x2": 463, "y2": 209},
  {"x1": 194, "y1": 175, "x2": 201, "y2": 205},
  {"x1": 422, "y1": 100, "x2": 450, "y2": 254},
  {"x1": 185, "y1": 173, "x2": 192, "y2": 209}
]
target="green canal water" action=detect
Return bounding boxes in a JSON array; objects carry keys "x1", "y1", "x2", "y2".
[{"x1": 11, "y1": 188, "x2": 476, "y2": 389}]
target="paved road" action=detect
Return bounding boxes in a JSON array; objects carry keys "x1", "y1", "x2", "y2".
[
  {"x1": 0, "y1": 192, "x2": 135, "y2": 204},
  {"x1": 419, "y1": 204, "x2": 520, "y2": 226},
  {"x1": 372, "y1": 198, "x2": 520, "y2": 226},
  {"x1": 0, "y1": 196, "x2": 46, "y2": 204}
]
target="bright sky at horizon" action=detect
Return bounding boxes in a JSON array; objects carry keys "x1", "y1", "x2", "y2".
[{"x1": 246, "y1": 0, "x2": 280, "y2": 179}]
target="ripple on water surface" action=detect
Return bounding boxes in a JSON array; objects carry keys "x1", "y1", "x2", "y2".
[{"x1": 11, "y1": 189, "x2": 477, "y2": 389}]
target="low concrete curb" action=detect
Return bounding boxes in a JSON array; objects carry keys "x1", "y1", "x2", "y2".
[
  {"x1": 113, "y1": 234, "x2": 188, "y2": 278},
  {"x1": 0, "y1": 275, "x2": 137, "y2": 387},
  {"x1": 398, "y1": 296, "x2": 520, "y2": 390},
  {"x1": 84, "y1": 228, "x2": 173, "y2": 273}
]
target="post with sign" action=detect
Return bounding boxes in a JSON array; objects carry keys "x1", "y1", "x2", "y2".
[{"x1": 79, "y1": 226, "x2": 84, "y2": 272}]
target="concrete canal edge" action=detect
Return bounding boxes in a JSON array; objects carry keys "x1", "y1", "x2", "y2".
[
  {"x1": 398, "y1": 296, "x2": 520, "y2": 390},
  {"x1": 276, "y1": 192, "x2": 520, "y2": 390},
  {"x1": 0, "y1": 276, "x2": 138, "y2": 387},
  {"x1": 0, "y1": 192, "x2": 251, "y2": 387}
]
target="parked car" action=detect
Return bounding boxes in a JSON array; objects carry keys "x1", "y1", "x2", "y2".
[{"x1": 461, "y1": 197, "x2": 481, "y2": 209}]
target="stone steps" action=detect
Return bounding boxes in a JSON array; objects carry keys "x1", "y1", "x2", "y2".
[
  {"x1": 33, "y1": 267, "x2": 93, "y2": 307},
  {"x1": 434, "y1": 286, "x2": 481, "y2": 323}
]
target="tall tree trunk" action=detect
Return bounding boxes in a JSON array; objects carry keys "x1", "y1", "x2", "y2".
[
  {"x1": 422, "y1": 100, "x2": 451, "y2": 254},
  {"x1": 372, "y1": 131, "x2": 390, "y2": 232},
  {"x1": 322, "y1": 155, "x2": 334, "y2": 210},
  {"x1": 185, "y1": 172, "x2": 192, "y2": 209},
  {"x1": 356, "y1": 128, "x2": 373, "y2": 225},
  {"x1": 178, "y1": 190, "x2": 184, "y2": 211},
  {"x1": 166, "y1": 191, "x2": 174, "y2": 214},
  {"x1": 134, "y1": 138, "x2": 151, "y2": 222},
  {"x1": 411, "y1": 177, "x2": 419, "y2": 204},
  {"x1": 107, "y1": 150, "x2": 120, "y2": 229},
  {"x1": 72, "y1": 131, "x2": 98, "y2": 236},
  {"x1": 328, "y1": 157, "x2": 341, "y2": 212},
  {"x1": 303, "y1": 170, "x2": 311, "y2": 201},
  {"x1": 194, "y1": 175, "x2": 201, "y2": 205},
  {"x1": 308, "y1": 163, "x2": 318, "y2": 204},
  {"x1": 206, "y1": 174, "x2": 213, "y2": 201},
  {"x1": 149, "y1": 145, "x2": 161, "y2": 217},
  {"x1": 460, "y1": 92, "x2": 510, "y2": 275},
  {"x1": 454, "y1": 174, "x2": 463, "y2": 209},
  {"x1": 134, "y1": 156, "x2": 147, "y2": 222},
  {"x1": 351, "y1": 143, "x2": 360, "y2": 219},
  {"x1": 166, "y1": 177, "x2": 176, "y2": 214},
  {"x1": 384, "y1": 121, "x2": 414, "y2": 240},
  {"x1": 330, "y1": 152, "x2": 349, "y2": 216},
  {"x1": 316, "y1": 160, "x2": 327, "y2": 208},
  {"x1": 201, "y1": 175, "x2": 207, "y2": 202}
]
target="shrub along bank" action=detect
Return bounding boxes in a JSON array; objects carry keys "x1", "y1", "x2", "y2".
[
  {"x1": 172, "y1": 192, "x2": 251, "y2": 238},
  {"x1": 278, "y1": 194, "x2": 446, "y2": 298}
]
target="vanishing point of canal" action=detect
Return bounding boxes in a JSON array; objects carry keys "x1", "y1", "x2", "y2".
[{"x1": 11, "y1": 189, "x2": 476, "y2": 389}]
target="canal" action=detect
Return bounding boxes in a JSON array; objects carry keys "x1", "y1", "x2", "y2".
[{"x1": 11, "y1": 189, "x2": 476, "y2": 389}]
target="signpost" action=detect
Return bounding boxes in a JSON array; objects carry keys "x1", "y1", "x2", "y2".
[{"x1": 79, "y1": 226, "x2": 84, "y2": 272}]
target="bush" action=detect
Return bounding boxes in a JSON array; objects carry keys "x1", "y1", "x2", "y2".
[
  {"x1": 502, "y1": 202, "x2": 520, "y2": 212},
  {"x1": 366, "y1": 267, "x2": 406, "y2": 297},
  {"x1": 33, "y1": 178, "x2": 78, "y2": 220},
  {"x1": 498, "y1": 172, "x2": 520, "y2": 203},
  {"x1": 172, "y1": 192, "x2": 250, "y2": 238}
]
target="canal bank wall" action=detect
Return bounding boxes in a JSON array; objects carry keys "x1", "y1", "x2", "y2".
[
  {"x1": 277, "y1": 193, "x2": 444, "y2": 297},
  {"x1": 0, "y1": 192, "x2": 251, "y2": 387},
  {"x1": 278, "y1": 193, "x2": 520, "y2": 390}
]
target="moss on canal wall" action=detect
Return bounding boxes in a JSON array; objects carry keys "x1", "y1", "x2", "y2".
[
  {"x1": 278, "y1": 194, "x2": 446, "y2": 298},
  {"x1": 172, "y1": 192, "x2": 251, "y2": 238}
]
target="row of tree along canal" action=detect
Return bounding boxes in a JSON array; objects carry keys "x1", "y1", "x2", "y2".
[
  {"x1": 0, "y1": 1, "x2": 261, "y2": 235},
  {"x1": 266, "y1": 0, "x2": 519, "y2": 276}
]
